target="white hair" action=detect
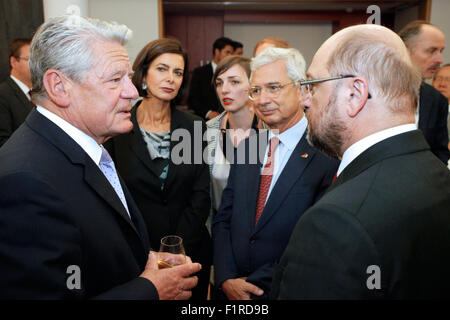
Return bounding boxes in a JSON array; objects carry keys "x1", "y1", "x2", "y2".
[
  {"x1": 29, "y1": 15, "x2": 132, "y2": 103},
  {"x1": 250, "y1": 47, "x2": 306, "y2": 82}
]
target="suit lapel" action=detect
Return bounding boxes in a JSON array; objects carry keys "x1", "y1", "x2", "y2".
[
  {"x1": 128, "y1": 102, "x2": 165, "y2": 180},
  {"x1": 254, "y1": 133, "x2": 316, "y2": 233},
  {"x1": 26, "y1": 109, "x2": 141, "y2": 236},
  {"x1": 7, "y1": 78, "x2": 33, "y2": 112},
  {"x1": 164, "y1": 108, "x2": 186, "y2": 192}
]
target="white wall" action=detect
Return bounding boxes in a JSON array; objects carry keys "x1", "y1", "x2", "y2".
[
  {"x1": 430, "y1": 0, "x2": 450, "y2": 65},
  {"x1": 225, "y1": 22, "x2": 332, "y2": 68},
  {"x1": 89, "y1": 0, "x2": 159, "y2": 66}
]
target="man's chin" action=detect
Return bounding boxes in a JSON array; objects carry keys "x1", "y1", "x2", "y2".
[{"x1": 306, "y1": 130, "x2": 340, "y2": 159}]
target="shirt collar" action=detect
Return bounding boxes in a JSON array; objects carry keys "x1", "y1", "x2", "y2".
[
  {"x1": 338, "y1": 124, "x2": 417, "y2": 176},
  {"x1": 36, "y1": 106, "x2": 103, "y2": 166},
  {"x1": 268, "y1": 116, "x2": 308, "y2": 150},
  {"x1": 10, "y1": 75, "x2": 31, "y2": 100},
  {"x1": 211, "y1": 61, "x2": 217, "y2": 74}
]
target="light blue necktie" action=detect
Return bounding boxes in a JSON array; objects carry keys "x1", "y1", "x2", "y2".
[{"x1": 99, "y1": 146, "x2": 130, "y2": 217}]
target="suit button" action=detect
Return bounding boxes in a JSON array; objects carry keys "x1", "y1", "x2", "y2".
[{"x1": 162, "y1": 199, "x2": 168, "y2": 205}]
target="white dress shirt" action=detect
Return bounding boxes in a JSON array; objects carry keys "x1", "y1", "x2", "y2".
[
  {"x1": 337, "y1": 124, "x2": 417, "y2": 177},
  {"x1": 36, "y1": 106, "x2": 102, "y2": 167},
  {"x1": 263, "y1": 116, "x2": 308, "y2": 203},
  {"x1": 36, "y1": 106, "x2": 131, "y2": 216},
  {"x1": 10, "y1": 75, "x2": 31, "y2": 101}
]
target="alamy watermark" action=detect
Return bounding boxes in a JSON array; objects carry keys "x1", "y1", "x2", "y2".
[
  {"x1": 366, "y1": 265, "x2": 381, "y2": 290},
  {"x1": 366, "y1": 5, "x2": 381, "y2": 25},
  {"x1": 66, "y1": 265, "x2": 81, "y2": 290},
  {"x1": 170, "y1": 121, "x2": 275, "y2": 170}
]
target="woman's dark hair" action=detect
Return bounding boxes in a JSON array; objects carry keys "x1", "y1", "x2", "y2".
[
  {"x1": 212, "y1": 55, "x2": 251, "y2": 87},
  {"x1": 132, "y1": 38, "x2": 189, "y2": 105}
]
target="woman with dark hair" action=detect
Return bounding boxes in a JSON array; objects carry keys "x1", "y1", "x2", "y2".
[
  {"x1": 106, "y1": 38, "x2": 211, "y2": 300},
  {"x1": 206, "y1": 55, "x2": 260, "y2": 229}
]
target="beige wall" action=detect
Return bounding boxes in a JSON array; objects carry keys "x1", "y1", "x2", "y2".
[
  {"x1": 89, "y1": 0, "x2": 159, "y2": 66},
  {"x1": 224, "y1": 22, "x2": 332, "y2": 68},
  {"x1": 430, "y1": 0, "x2": 450, "y2": 65}
]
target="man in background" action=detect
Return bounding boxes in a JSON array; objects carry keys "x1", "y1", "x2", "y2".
[
  {"x1": 0, "y1": 16, "x2": 200, "y2": 300},
  {"x1": 399, "y1": 21, "x2": 449, "y2": 164},
  {"x1": 271, "y1": 24, "x2": 450, "y2": 299},
  {"x1": 253, "y1": 37, "x2": 290, "y2": 57},
  {"x1": 0, "y1": 38, "x2": 34, "y2": 147},
  {"x1": 188, "y1": 37, "x2": 234, "y2": 120},
  {"x1": 232, "y1": 41, "x2": 244, "y2": 55}
]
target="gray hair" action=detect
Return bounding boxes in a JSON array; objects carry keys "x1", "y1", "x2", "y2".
[
  {"x1": 326, "y1": 30, "x2": 422, "y2": 114},
  {"x1": 250, "y1": 47, "x2": 306, "y2": 82},
  {"x1": 30, "y1": 15, "x2": 132, "y2": 103}
]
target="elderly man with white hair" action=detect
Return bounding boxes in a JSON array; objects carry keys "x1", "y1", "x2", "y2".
[
  {"x1": 0, "y1": 16, "x2": 201, "y2": 300},
  {"x1": 212, "y1": 47, "x2": 338, "y2": 300},
  {"x1": 271, "y1": 24, "x2": 450, "y2": 299}
]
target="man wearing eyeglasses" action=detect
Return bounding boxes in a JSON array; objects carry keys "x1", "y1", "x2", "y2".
[
  {"x1": 0, "y1": 38, "x2": 34, "y2": 147},
  {"x1": 212, "y1": 47, "x2": 338, "y2": 300},
  {"x1": 271, "y1": 24, "x2": 450, "y2": 299}
]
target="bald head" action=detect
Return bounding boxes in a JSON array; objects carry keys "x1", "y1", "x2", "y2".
[
  {"x1": 310, "y1": 24, "x2": 421, "y2": 115},
  {"x1": 320, "y1": 24, "x2": 411, "y2": 65},
  {"x1": 304, "y1": 24, "x2": 422, "y2": 158}
]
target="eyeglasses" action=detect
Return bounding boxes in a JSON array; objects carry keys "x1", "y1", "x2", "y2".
[
  {"x1": 300, "y1": 74, "x2": 372, "y2": 98},
  {"x1": 434, "y1": 76, "x2": 450, "y2": 83},
  {"x1": 248, "y1": 81, "x2": 298, "y2": 101}
]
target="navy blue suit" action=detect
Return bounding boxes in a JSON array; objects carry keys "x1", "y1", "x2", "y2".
[
  {"x1": 212, "y1": 129, "x2": 339, "y2": 299},
  {"x1": 0, "y1": 109, "x2": 156, "y2": 299}
]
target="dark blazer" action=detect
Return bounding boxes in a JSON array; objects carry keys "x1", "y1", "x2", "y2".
[
  {"x1": 188, "y1": 63, "x2": 223, "y2": 119},
  {"x1": 419, "y1": 82, "x2": 449, "y2": 164},
  {"x1": 0, "y1": 77, "x2": 34, "y2": 147},
  {"x1": 0, "y1": 109, "x2": 157, "y2": 299},
  {"x1": 213, "y1": 129, "x2": 339, "y2": 299},
  {"x1": 106, "y1": 102, "x2": 212, "y2": 299},
  {"x1": 271, "y1": 130, "x2": 450, "y2": 299}
]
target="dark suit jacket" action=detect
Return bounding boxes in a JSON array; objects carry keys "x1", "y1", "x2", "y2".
[
  {"x1": 271, "y1": 130, "x2": 450, "y2": 299},
  {"x1": 0, "y1": 109, "x2": 157, "y2": 299},
  {"x1": 419, "y1": 82, "x2": 449, "y2": 164},
  {"x1": 212, "y1": 130, "x2": 339, "y2": 299},
  {"x1": 0, "y1": 77, "x2": 34, "y2": 147},
  {"x1": 106, "y1": 103, "x2": 212, "y2": 272},
  {"x1": 188, "y1": 63, "x2": 223, "y2": 119}
]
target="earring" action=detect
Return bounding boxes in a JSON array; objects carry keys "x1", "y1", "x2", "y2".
[{"x1": 142, "y1": 83, "x2": 147, "y2": 90}]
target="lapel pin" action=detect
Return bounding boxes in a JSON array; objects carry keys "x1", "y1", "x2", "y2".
[{"x1": 301, "y1": 153, "x2": 309, "y2": 158}]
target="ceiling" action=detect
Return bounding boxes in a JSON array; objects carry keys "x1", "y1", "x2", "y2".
[{"x1": 163, "y1": 1, "x2": 421, "y2": 13}]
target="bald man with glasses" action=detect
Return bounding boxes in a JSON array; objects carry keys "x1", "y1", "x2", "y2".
[
  {"x1": 271, "y1": 24, "x2": 450, "y2": 300},
  {"x1": 212, "y1": 47, "x2": 338, "y2": 300}
]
